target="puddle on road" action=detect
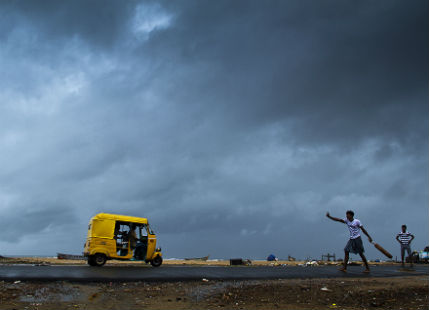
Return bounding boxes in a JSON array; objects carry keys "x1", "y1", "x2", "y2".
[{"x1": 18, "y1": 283, "x2": 96, "y2": 303}]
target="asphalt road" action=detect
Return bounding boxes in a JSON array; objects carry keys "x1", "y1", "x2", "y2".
[{"x1": 0, "y1": 264, "x2": 427, "y2": 282}]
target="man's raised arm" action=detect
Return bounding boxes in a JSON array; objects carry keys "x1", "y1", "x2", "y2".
[{"x1": 326, "y1": 212, "x2": 345, "y2": 223}]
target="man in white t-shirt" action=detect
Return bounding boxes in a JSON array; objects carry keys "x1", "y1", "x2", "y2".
[{"x1": 326, "y1": 210, "x2": 373, "y2": 273}]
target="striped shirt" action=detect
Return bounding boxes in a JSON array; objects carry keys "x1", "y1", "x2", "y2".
[{"x1": 397, "y1": 231, "x2": 412, "y2": 245}]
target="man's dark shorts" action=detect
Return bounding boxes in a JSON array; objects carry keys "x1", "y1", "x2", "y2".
[{"x1": 344, "y1": 236, "x2": 365, "y2": 254}]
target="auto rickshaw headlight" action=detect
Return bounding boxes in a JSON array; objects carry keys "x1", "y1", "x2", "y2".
[{"x1": 156, "y1": 247, "x2": 161, "y2": 252}]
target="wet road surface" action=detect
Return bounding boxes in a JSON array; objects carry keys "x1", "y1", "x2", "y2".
[{"x1": 0, "y1": 265, "x2": 427, "y2": 282}]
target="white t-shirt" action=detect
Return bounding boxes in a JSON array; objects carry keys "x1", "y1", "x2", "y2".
[{"x1": 344, "y1": 218, "x2": 362, "y2": 239}]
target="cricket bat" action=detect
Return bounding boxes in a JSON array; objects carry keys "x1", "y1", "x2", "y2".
[{"x1": 371, "y1": 241, "x2": 392, "y2": 259}]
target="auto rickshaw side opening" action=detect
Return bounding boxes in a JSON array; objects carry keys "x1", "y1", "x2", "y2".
[{"x1": 114, "y1": 221, "x2": 150, "y2": 260}]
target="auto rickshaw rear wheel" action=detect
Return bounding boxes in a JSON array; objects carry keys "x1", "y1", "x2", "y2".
[
  {"x1": 89, "y1": 253, "x2": 106, "y2": 267},
  {"x1": 150, "y1": 255, "x2": 162, "y2": 267},
  {"x1": 87, "y1": 256, "x2": 97, "y2": 266}
]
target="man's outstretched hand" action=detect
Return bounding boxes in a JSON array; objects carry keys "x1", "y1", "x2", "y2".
[{"x1": 326, "y1": 212, "x2": 330, "y2": 218}]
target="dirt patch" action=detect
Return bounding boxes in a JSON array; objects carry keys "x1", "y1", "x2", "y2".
[{"x1": 0, "y1": 276, "x2": 427, "y2": 310}]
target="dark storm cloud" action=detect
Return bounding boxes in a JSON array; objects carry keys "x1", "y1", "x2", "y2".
[
  {"x1": 2, "y1": 0, "x2": 426, "y2": 147},
  {"x1": 1, "y1": 201, "x2": 76, "y2": 241},
  {"x1": 0, "y1": 0, "x2": 427, "y2": 258},
  {"x1": 0, "y1": 0, "x2": 140, "y2": 47},
  {"x1": 150, "y1": 0, "x2": 428, "y2": 149}
]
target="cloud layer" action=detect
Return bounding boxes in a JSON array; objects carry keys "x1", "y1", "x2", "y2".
[{"x1": 0, "y1": 0, "x2": 427, "y2": 259}]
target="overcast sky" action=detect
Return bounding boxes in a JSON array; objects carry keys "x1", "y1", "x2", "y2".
[{"x1": 0, "y1": 0, "x2": 427, "y2": 260}]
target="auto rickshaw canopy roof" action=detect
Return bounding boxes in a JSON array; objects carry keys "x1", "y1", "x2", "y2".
[{"x1": 92, "y1": 213, "x2": 149, "y2": 225}]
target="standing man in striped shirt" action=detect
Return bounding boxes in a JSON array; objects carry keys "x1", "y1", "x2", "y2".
[{"x1": 396, "y1": 225, "x2": 415, "y2": 267}]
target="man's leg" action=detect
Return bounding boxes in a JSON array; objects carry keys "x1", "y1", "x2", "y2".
[
  {"x1": 407, "y1": 247, "x2": 413, "y2": 267},
  {"x1": 359, "y1": 252, "x2": 370, "y2": 272},
  {"x1": 401, "y1": 246, "x2": 405, "y2": 267},
  {"x1": 341, "y1": 251, "x2": 349, "y2": 271}
]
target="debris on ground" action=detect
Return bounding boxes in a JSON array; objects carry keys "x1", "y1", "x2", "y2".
[
  {"x1": 244, "y1": 259, "x2": 252, "y2": 266},
  {"x1": 0, "y1": 276, "x2": 426, "y2": 310},
  {"x1": 229, "y1": 258, "x2": 252, "y2": 266},
  {"x1": 33, "y1": 262, "x2": 51, "y2": 266},
  {"x1": 229, "y1": 258, "x2": 243, "y2": 265},
  {"x1": 305, "y1": 260, "x2": 319, "y2": 266}
]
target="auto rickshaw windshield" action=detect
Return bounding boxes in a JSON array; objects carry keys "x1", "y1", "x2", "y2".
[{"x1": 147, "y1": 224, "x2": 155, "y2": 235}]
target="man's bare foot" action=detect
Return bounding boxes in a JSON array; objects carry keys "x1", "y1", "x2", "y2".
[
  {"x1": 363, "y1": 269, "x2": 370, "y2": 273},
  {"x1": 339, "y1": 267, "x2": 347, "y2": 272}
]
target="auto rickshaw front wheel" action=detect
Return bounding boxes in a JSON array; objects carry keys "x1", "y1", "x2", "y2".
[
  {"x1": 88, "y1": 253, "x2": 107, "y2": 267},
  {"x1": 150, "y1": 255, "x2": 163, "y2": 267}
]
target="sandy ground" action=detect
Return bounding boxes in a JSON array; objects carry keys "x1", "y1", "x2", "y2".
[{"x1": 0, "y1": 276, "x2": 427, "y2": 310}]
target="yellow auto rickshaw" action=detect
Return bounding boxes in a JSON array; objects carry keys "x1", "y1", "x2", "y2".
[{"x1": 83, "y1": 213, "x2": 162, "y2": 267}]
